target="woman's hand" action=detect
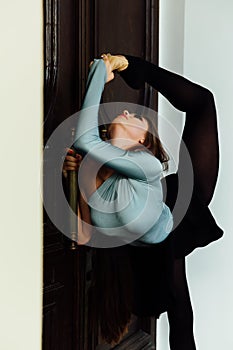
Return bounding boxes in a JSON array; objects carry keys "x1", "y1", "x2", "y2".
[
  {"x1": 101, "y1": 54, "x2": 115, "y2": 83},
  {"x1": 89, "y1": 55, "x2": 115, "y2": 83},
  {"x1": 62, "y1": 148, "x2": 82, "y2": 178}
]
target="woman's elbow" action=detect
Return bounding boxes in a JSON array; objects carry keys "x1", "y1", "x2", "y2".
[{"x1": 73, "y1": 136, "x2": 89, "y2": 153}]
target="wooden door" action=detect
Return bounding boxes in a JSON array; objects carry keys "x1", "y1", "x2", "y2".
[{"x1": 43, "y1": 1, "x2": 160, "y2": 349}]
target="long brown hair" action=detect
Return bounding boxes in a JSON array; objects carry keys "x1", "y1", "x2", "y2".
[
  {"x1": 143, "y1": 116, "x2": 169, "y2": 171},
  {"x1": 89, "y1": 119, "x2": 169, "y2": 345},
  {"x1": 89, "y1": 246, "x2": 133, "y2": 345}
]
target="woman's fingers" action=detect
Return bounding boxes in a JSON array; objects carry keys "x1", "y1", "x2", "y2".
[
  {"x1": 100, "y1": 55, "x2": 115, "y2": 83},
  {"x1": 62, "y1": 150, "x2": 83, "y2": 175},
  {"x1": 65, "y1": 155, "x2": 82, "y2": 163},
  {"x1": 65, "y1": 155, "x2": 77, "y2": 161},
  {"x1": 89, "y1": 55, "x2": 114, "y2": 83},
  {"x1": 64, "y1": 161, "x2": 77, "y2": 168},
  {"x1": 65, "y1": 147, "x2": 75, "y2": 154},
  {"x1": 108, "y1": 72, "x2": 115, "y2": 82}
]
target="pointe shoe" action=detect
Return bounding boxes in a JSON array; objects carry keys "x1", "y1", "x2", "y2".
[{"x1": 101, "y1": 53, "x2": 129, "y2": 72}]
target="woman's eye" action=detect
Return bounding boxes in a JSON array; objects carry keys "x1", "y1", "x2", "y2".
[{"x1": 134, "y1": 115, "x2": 143, "y2": 121}]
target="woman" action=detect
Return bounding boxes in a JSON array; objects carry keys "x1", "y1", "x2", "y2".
[
  {"x1": 75, "y1": 57, "x2": 173, "y2": 248},
  {"x1": 63, "y1": 54, "x2": 223, "y2": 348}
]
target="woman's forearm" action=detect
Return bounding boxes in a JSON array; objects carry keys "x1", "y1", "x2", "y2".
[
  {"x1": 73, "y1": 59, "x2": 107, "y2": 152},
  {"x1": 73, "y1": 58, "x2": 162, "y2": 181}
]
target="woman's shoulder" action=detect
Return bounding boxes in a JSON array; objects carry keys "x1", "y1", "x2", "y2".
[{"x1": 127, "y1": 147, "x2": 163, "y2": 176}]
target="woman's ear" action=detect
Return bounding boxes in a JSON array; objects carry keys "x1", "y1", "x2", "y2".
[{"x1": 139, "y1": 139, "x2": 151, "y2": 149}]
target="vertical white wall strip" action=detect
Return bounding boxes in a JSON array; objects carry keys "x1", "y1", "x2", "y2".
[
  {"x1": 0, "y1": 1, "x2": 43, "y2": 350},
  {"x1": 158, "y1": 1, "x2": 186, "y2": 347},
  {"x1": 158, "y1": 0, "x2": 233, "y2": 349},
  {"x1": 184, "y1": 0, "x2": 233, "y2": 349}
]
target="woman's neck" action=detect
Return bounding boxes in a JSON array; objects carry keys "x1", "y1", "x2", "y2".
[{"x1": 110, "y1": 137, "x2": 138, "y2": 150}]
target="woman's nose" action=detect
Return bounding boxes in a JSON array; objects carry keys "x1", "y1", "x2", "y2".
[{"x1": 123, "y1": 110, "x2": 130, "y2": 116}]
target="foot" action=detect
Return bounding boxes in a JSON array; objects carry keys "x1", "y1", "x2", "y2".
[{"x1": 101, "y1": 53, "x2": 129, "y2": 72}]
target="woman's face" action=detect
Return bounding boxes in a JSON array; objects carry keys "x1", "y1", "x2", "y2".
[{"x1": 110, "y1": 110, "x2": 149, "y2": 143}]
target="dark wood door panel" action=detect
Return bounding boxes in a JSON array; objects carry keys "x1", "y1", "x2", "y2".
[
  {"x1": 94, "y1": 0, "x2": 146, "y2": 52},
  {"x1": 93, "y1": 0, "x2": 158, "y2": 108},
  {"x1": 43, "y1": 249, "x2": 74, "y2": 350},
  {"x1": 43, "y1": 0, "x2": 159, "y2": 349},
  {"x1": 90, "y1": 2, "x2": 159, "y2": 348},
  {"x1": 44, "y1": 0, "x2": 79, "y2": 143}
]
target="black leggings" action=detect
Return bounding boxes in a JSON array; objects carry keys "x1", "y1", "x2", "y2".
[
  {"x1": 120, "y1": 55, "x2": 223, "y2": 257},
  {"x1": 119, "y1": 55, "x2": 223, "y2": 350},
  {"x1": 120, "y1": 55, "x2": 219, "y2": 206}
]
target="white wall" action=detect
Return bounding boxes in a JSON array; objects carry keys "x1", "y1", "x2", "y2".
[
  {"x1": 184, "y1": 0, "x2": 233, "y2": 349},
  {"x1": 158, "y1": 0, "x2": 186, "y2": 174},
  {"x1": 158, "y1": 0, "x2": 233, "y2": 349},
  {"x1": 157, "y1": 1, "x2": 186, "y2": 348},
  {"x1": 0, "y1": 2, "x2": 43, "y2": 350}
]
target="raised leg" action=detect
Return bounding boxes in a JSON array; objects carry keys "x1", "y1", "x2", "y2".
[
  {"x1": 119, "y1": 55, "x2": 222, "y2": 350},
  {"x1": 120, "y1": 55, "x2": 223, "y2": 257},
  {"x1": 120, "y1": 55, "x2": 219, "y2": 205}
]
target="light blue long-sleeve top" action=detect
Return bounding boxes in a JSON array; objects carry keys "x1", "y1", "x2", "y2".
[{"x1": 73, "y1": 59, "x2": 173, "y2": 245}]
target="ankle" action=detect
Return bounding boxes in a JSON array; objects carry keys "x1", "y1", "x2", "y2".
[{"x1": 118, "y1": 55, "x2": 147, "y2": 89}]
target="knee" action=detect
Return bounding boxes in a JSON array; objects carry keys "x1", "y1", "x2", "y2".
[
  {"x1": 199, "y1": 87, "x2": 215, "y2": 108},
  {"x1": 186, "y1": 85, "x2": 215, "y2": 113}
]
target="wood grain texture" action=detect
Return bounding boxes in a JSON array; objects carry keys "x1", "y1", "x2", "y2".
[{"x1": 43, "y1": 0, "x2": 159, "y2": 349}]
